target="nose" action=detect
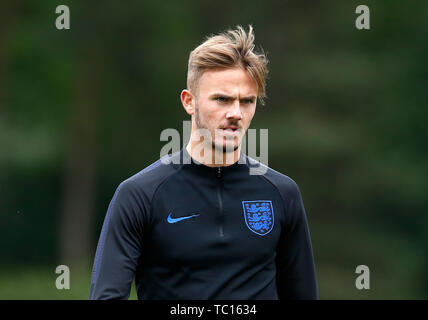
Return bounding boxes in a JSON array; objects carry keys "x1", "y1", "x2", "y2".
[{"x1": 226, "y1": 100, "x2": 242, "y2": 120}]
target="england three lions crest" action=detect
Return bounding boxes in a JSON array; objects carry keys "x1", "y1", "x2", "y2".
[{"x1": 242, "y1": 200, "x2": 274, "y2": 236}]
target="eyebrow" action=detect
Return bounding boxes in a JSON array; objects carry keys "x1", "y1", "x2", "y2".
[{"x1": 210, "y1": 93, "x2": 257, "y2": 100}]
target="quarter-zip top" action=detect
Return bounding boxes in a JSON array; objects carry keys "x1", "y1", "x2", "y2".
[{"x1": 89, "y1": 147, "x2": 318, "y2": 300}]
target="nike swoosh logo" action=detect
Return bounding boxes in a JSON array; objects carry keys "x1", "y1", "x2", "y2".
[{"x1": 167, "y1": 212, "x2": 200, "y2": 224}]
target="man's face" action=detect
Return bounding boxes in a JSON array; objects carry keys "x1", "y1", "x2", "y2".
[{"x1": 192, "y1": 67, "x2": 258, "y2": 152}]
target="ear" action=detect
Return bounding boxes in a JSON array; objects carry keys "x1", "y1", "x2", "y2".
[{"x1": 181, "y1": 89, "x2": 195, "y2": 115}]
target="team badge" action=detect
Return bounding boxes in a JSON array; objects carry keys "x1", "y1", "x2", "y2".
[{"x1": 242, "y1": 200, "x2": 274, "y2": 236}]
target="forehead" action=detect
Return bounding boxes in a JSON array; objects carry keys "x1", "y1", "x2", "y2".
[{"x1": 198, "y1": 67, "x2": 258, "y2": 96}]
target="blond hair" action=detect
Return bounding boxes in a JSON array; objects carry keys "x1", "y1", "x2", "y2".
[{"x1": 187, "y1": 25, "x2": 269, "y2": 105}]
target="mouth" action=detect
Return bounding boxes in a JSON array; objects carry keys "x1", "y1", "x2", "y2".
[{"x1": 221, "y1": 126, "x2": 240, "y2": 135}]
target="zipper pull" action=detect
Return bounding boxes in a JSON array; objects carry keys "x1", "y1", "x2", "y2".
[{"x1": 216, "y1": 167, "x2": 222, "y2": 179}]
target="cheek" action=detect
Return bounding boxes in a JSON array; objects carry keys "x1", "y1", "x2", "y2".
[
  {"x1": 243, "y1": 107, "x2": 256, "y2": 124},
  {"x1": 208, "y1": 108, "x2": 225, "y2": 124},
  {"x1": 201, "y1": 109, "x2": 222, "y2": 129}
]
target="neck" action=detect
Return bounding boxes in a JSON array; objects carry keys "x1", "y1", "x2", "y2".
[{"x1": 185, "y1": 140, "x2": 241, "y2": 167}]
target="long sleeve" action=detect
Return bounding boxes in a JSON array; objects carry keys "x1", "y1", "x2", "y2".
[
  {"x1": 275, "y1": 181, "x2": 318, "y2": 299},
  {"x1": 89, "y1": 180, "x2": 145, "y2": 299}
]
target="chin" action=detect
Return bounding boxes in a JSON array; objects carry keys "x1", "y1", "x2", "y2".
[{"x1": 212, "y1": 142, "x2": 239, "y2": 153}]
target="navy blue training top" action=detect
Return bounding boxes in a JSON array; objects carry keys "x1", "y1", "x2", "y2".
[{"x1": 89, "y1": 148, "x2": 318, "y2": 300}]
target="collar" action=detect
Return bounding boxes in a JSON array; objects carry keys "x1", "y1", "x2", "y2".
[{"x1": 179, "y1": 147, "x2": 249, "y2": 177}]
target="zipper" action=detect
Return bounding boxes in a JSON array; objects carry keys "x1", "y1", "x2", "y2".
[{"x1": 215, "y1": 167, "x2": 224, "y2": 238}]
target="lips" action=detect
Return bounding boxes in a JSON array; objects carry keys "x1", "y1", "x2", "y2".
[
  {"x1": 221, "y1": 126, "x2": 240, "y2": 135},
  {"x1": 222, "y1": 125, "x2": 239, "y2": 130}
]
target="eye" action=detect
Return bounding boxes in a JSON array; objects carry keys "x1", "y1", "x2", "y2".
[
  {"x1": 216, "y1": 96, "x2": 228, "y2": 103},
  {"x1": 242, "y1": 98, "x2": 254, "y2": 104}
]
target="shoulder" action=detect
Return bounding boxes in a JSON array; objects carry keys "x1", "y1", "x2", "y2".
[
  {"x1": 244, "y1": 154, "x2": 302, "y2": 201},
  {"x1": 114, "y1": 152, "x2": 181, "y2": 202},
  {"x1": 245, "y1": 155, "x2": 307, "y2": 227}
]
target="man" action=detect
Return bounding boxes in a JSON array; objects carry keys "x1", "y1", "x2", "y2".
[{"x1": 89, "y1": 25, "x2": 318, "y2": 300}]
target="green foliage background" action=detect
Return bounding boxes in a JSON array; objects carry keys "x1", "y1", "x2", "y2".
[{"x1": 0, "y1": 0, "x2": 427, "y2": 299}]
